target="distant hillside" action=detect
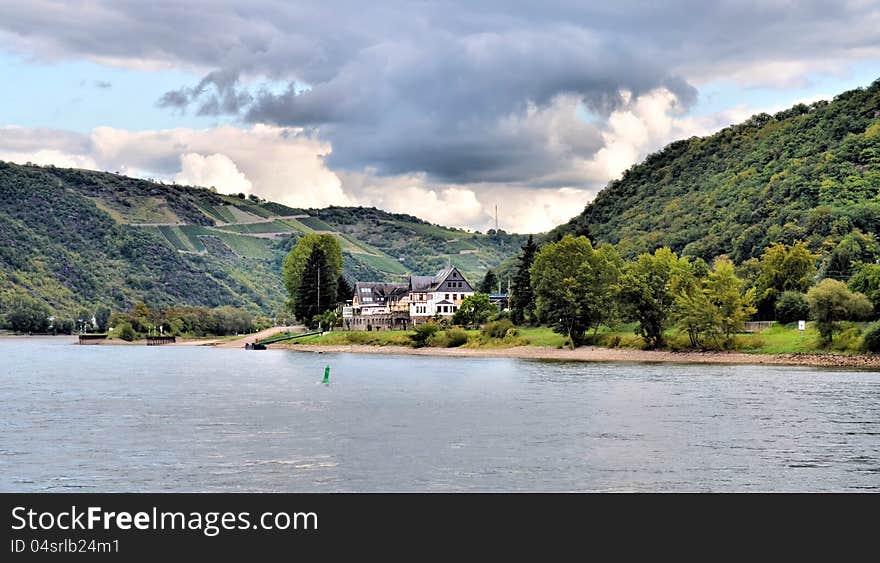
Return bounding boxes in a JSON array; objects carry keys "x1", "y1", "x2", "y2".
[
  {"x1": 551, "y1": 79, "x2": 880, "y2": 264},
  {"x1": 0, "y1": 161, "x2": 525, "y2": 317}
]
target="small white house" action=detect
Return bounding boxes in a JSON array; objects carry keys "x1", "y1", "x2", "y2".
[{"x1": 408, "y1": 266, "x2": 474, "y2": 321}]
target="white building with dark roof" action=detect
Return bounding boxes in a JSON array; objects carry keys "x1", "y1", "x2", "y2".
[
  {"x1": 408, "y1": 266, "x2": 474, "y2": 322},
  {"x1": 342, "y1": 266, "x2": 474, "y2": 330}
]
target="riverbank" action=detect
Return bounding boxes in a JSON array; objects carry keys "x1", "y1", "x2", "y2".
[
  {"x1": 277, "y1": 342, "x2": 880, "y2": 368},
  {"x1": 0, "y1": 333, "x2": 236, "y2": 346},
  {"x1": 7, "y1": 329, "x2": 880, "y2": 367}
]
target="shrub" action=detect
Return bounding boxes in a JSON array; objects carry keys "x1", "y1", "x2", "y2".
[
  {"x1": 862, "y1": 323, "x2": 880, "y2": 353},
  {"x1": 807, "y1": 279, "x2": 874, "y2": 343},
  {"x1": 409, "y1": 323, "x2": 439, "y2": 347},
  {"x1": 443, "y1": 327, "x2": 470, "y2": 347},
  {"x1": 115, "y1": 321, "x2": 137, "y2": 342},
  {"x1": 453, "y1": 294, "x2": 496, "y2": 327},
  {"x1": 482, "y1": 319, "x2": 515, "y2": 339},
  {"x1": 775, "y1": 291, "x2": 810, "y2": 325},
  {"x1": 832, "y1": 325, "x2": 863, "y2": 353}
]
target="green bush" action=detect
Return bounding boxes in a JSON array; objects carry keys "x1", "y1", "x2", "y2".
[
  {"x1": 775, "y1": 291, "x2": 810, "y2": 325},
  {"x1": 832, "y1": 325, "x2": 863, "y2": 353},
  {"x1": 409, "y1": 323, "x2": 439, "y2": 347},
  {"x1": 443, "y1": 327, "x2": 470, "y2": 347},
  {"x1": 115, "y1": 321, "x2": 137, "y2": 342},
  {"x1": 862, "y1": 323, "x2": 880, "y2": 353},
  {"x1": 482, "y1": 319, "x2": 515, "y2": 339}
]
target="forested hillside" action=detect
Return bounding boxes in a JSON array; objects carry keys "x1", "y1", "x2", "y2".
[
  {"x1": 553, "y1": 79, "x2": 880, "y2": 269},
  {"x1": 0, "y1": 161, "x2": 524, "y2": 322}
]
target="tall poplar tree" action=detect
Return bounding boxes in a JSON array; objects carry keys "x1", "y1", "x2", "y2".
[
  {"x1": 478, "y1": 270, "x2": 499, "y2": 294},
  {"x1": 510, "y1": 235, "x2": 537, "y2": 324},
  {"x1": 283, "y1": 234, "x2": 343, "y2": 325}
]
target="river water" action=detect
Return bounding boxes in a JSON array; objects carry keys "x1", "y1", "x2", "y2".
[{"x1": 1, "y1": 337, "x2": 878, "y2": 492}]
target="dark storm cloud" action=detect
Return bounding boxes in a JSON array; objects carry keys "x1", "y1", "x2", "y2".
[
  {"x1": 1, "y1": 1, "x2": 878, "y2": 185},
  {"x1": 157, "y1": 69, "x2": 253, "y2": 116}
]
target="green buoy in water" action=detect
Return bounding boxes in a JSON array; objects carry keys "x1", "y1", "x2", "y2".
[{"x1": 322, "y1": 364, "x2": 330, "y2": 384}]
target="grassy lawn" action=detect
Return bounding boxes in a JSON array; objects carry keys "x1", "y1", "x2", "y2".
[
  {"x1": 291, "y1": 330, "x2": 413, "y2": 346},
  {"x1": 517, "y1": 327, "x2": 568, "y2": 347},
  {"x1": 741, "y1": 324, "x2": 822, "y2": 354},
  {"x1": 279, "y1": 322, "x2": 873, "y2": 355}
]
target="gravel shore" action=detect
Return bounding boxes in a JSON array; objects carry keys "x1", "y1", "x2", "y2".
[{"x1": 277, "y1": 343, "x2": 880, "y2": 368}]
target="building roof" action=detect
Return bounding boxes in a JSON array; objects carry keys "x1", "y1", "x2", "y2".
[
  {"x1": 410, "y1": 275, "x2": 436, "y2": 292},
  {"x1": 410, "y1": 266, "x2": 468, "y2": 292},
  {"x1": 355, "y1": 266, "x2": 472, "y2": 298},
  {"x1": 354, "y1": 282, "x2": 409, "y2": 305}
]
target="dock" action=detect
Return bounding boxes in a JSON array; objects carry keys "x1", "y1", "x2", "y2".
[
  {"x1": 146, "y1": 336, "x2": 176, "y2": 346},
  {"x1": 78, "y1": 334, "x2": 108, "y2": 344}
]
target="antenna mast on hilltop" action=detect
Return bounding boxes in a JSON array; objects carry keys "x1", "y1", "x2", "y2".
[{"x1": 494, "y1": 204, "x2": 499, "y2": 232}]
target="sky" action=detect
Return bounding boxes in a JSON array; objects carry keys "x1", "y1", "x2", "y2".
[{"x1": 0, "y1": 1, "x2": 879, "y2": 233}]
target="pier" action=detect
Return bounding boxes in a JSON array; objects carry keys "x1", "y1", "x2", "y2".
[
  {"x1": 146, "y1": 336, "x2": 176, "y2": 346},
  {"x1": 78, "y1": 334, "x2": 108, "y2": 344}
]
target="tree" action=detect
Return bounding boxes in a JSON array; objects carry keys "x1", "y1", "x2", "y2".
[
  {"x1": 775, "y1": 291, "x2": 810, "y2": 325},
  {"x1": 282, "y1": 234, "x2": 343, "y2": 325},
  {"x1": 94, "y1": 305, "x2": 111, "y2": 333},
  {"x1": 129, "y1": 301, "x2": 155, "y2": 333},
  {"x1": 213, "y1": 306, "x2": 252, "y2": 335},
  {"x1": 4, "y1": 293, "x2": 52, "y2": 333},
  {"x1": 115, "y1": 321, "x2": 137, "y2": 341},
  {"x1": 673, "y1": 274, "x2": 716, "y2": 348},
  {"x1": 478, "y1": 270, "x2": 499, "y2": 294},
  {"x1": 452, "y1": 294, "x2": 496, "y2": 327},
  {"x1": 807, "y1": 279, "x2": 873, "y2": 344},
  {"x1": 510, "y1": 235, "x2": 537, "y2": 324},
  {"x1": 620, "y1": 247, "x2": 690, "y2": 349},
  {"x1": 76, "y1": 308, "x2": 93, "y2": 333},
  {"x1": 337, "y1": 276, "x2": 353, "y2": 304},
  {"x1": 315, "y1": 309, "x2": 340, "y2": 331},
  {"x1": 849, "y1": 263, "x2": 880, "y2": 313},
  {"x1": 824, "y1": 230, "x2": 880, "y2": 280},
  {"x1": 530, "y1": 235, "x2": 622, "y2": 347},
  {"x1": 862, "y1": 322, "x2": 880, "y2": 353},
  {"x1": 704, "y1": 256, "x2": 756, "y2": 345},
  {"x1": 755, "y1": 242, "x2": 817, "y2": 318}
]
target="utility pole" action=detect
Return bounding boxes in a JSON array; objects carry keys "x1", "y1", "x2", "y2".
[{"x1": 317, "y1": 265, "x2": 320, "y2": 313}]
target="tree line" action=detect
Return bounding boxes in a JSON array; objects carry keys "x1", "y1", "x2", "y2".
[
  {"x1": 106, "y1": 302, "x2": 273, "y2": 341},
  {"x1": 0, "y1": 292, "x2": 273, "y2": 339},
  {"x1": 502, "y1": 234, "x2": 878, "y2": 349}
]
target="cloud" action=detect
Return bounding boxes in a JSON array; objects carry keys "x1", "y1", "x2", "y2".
[
  {"x1": 1, "y1": 2, "x2": 879, "y2": 232},
  {"x1": 0, "y1": 88, "x2": 772, "y2": 234},
  {"x1": 174, "y1": 153, "x2": 252, "y2": 195},
  {"x1": 0, "y1": 124, "x2": 350, "y2": 209},
  {"x1": 2, "y1": 1, "x2": 877, "y2": 190}
]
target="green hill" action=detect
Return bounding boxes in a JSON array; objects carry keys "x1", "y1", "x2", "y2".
[
  {"x1": 551, "y1": 79, "x2": 880, "y2": 266},
  {"x1": 0, "y1": 162, "x2": 525, "y2": 319}
]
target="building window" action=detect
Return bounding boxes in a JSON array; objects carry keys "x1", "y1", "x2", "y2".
[{"x1": 445, "y1": 294, "x2": 449, "y2": 300}]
